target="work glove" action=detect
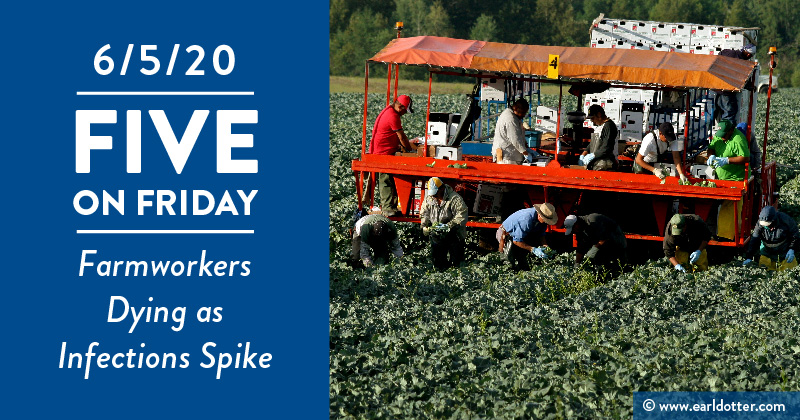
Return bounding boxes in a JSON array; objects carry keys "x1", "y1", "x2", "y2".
[
  {"x1": 689, "y1": 250, "x2": 702, "y2": 264},
  {"x1": 531, "y1": 246, "x2": 549, "y2": 259},
  {"x1": 711, "y1": 156, "x2": 729, "y2": 167},
  {"x1": 786, "y1": 249, "x2": 796, "y2": 263},
  {"x1": 679, "y1": 173, "x2": 689, "y2": 183},
  {"x1": 585, "y1": 245, "x2": 600, "y2": 260},
  {"x1": 707, "y1": 154, "x2": 716, "y2": 166},
  {"x1": 581, "y1": 153, "x2": 595, "y2": 166},
  {"x1": 363, "y1": 258, "x2": 374, "y2": 268},
  {"x1": 525, "y1": 153, "x2": 534, "y2": 163},
  {"x1": 437, "y1": 223, "x2": 450, "y2": 232},
  {"x1": 422, "y1": 226, "x2": 431, "y2": 236},
  {"x1": 674, "y1": 264, "x2": 686, "y2": 273},
  {"x1": 742, "y1": 258, "x2": 753, "y2": 266},
  {"x1": 655, "y1": 170, "x2": 667, "y2": 180}
]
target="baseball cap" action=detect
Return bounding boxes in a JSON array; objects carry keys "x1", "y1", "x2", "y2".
[
  {"x1": 427, "y1": 177, "x2": 443, "y2": 195},
  {"x1": 759, "y1": 206, "x2": 777, "y2": 227},
  {"x1": 715, "y1": 120, "x2": 733, "y2": 138},
  {"x1": 658, "y1": 122, "x2": 676, "y2": 142},
  {"x1": 564, "y1": 215, "x2": 578, "y2": 235},
  {"x1": 397, "y1": 94, "x2": 414, "y2": 113},
  {"x1": 670, "y1": 214, "x2": 686, "y2": 236}
]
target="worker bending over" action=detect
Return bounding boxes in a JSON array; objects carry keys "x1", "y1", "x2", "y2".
[
  {"x1": 420, "y1": 177, "x2": 469, "y2": 271},
  {"x1": 351, "y1": 214, "x2": 404, "y2": 268},
  {"x1": 663, "y1": 214, "x2": 711, "y2": 273},
  {"x1": 497, "y1": 203, "x2": 559, "y2": 271},
  {"x1": 634, "y1": 122, "x2": 688, "y2": 182},
  {"x1": 581, "y1": 105, "x2": 618, "y2": 171},
  {"x1": 564, "y1": 213, "x2": 627, "y2": 277},
  {"x1": 743, "y1": 206, "x2": 800, "y2": 271}
]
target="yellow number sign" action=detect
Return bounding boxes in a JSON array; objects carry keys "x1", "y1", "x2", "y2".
[{"x1": 547, "y1": 54, "x2": 559, "y2": 79}]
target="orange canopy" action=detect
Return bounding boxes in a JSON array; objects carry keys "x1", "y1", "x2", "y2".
[{"x1": 369, "y1": 36, "x2": 756, "y2": 91}]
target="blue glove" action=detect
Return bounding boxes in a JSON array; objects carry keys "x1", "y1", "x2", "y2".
[
  {"x1": 525, "y1": 153, "x2": 534, "y2": 163},
  {"x1": 577, "y1": 155, "x2": 585, "y2": 166},
  {"x1": 689, "y1": 250, "x2": 701, "y2": 264},
  {"x1": 674, "y1": 264, "x2": 686, "y2": 273},
  {"x1": 583, "y1": 153, "x2": 595, "y2": 166},
  {"x1": 713, "y1": 156, "x2": 729, "y2": 167},
  {"x1": 742, "y1": 259, "x2": 753, "y2": 266},
  {"x1": 786, "y1": 249, "x2": 795, "y2": 263},
  {"x1": 436, "y1": 223, "x2": 449, "y2": 233},
  {"x1": 532, "y1": 246, "x2": 549, "y2": 259},
  {"x1": 707, "y1": 154, "x2": 716, "y2": 165}
]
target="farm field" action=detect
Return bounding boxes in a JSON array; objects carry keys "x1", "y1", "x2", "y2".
[{"x1": 330, "y1": 89, "x2": 800, "y2": 419}]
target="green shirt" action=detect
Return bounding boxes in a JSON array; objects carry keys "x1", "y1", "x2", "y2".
[{"x1": 708, "y1": 129, "x2": 750, "y2": 181}]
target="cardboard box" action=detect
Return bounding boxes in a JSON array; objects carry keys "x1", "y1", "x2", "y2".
[
  {"x1": 427, "y1": 121, "x2": 449, "y2": 145},
  {"x1": 480, "y1": 78, "x2": 505, "y2": 102},
  {"x1": 670, "y1": 23, "x2": 692, "y2": 37},
  {"x1": 473, "y1": 184, "x2": 504, "y2": 215},
  {"x1": 435, "y1": 146, "x2": 462, "y2": 161}
]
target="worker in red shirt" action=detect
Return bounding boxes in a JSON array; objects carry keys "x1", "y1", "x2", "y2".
[{"x1": 368, "y1": 94, "x2": 416, "y2": 217}]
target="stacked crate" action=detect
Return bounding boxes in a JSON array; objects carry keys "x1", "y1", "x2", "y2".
[{"x1": 588, "y1": 17, "x2": 758, "y2": 151}]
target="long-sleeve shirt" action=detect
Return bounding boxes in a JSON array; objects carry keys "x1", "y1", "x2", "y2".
[
  {"x1": 353, "y1": 214, "x2": 403, "y2": 261},
  {"x1": 492, "y1": 108, "x2": 527, "y2": 164},
  {"x1": 663, "y1": 215, "x2": 711, "y2": 259},
  {"x1": 575, "y1": 213, "x2": 626, "y2": 254},
  {"x1": 420, "y1": 185, "x2": 468, "y2": 240},
  {"x1": 746, "y1": 212, "x2": 800, "y2": 258},
  {"x1": 588, "y1": 120, "x2": 618, "y2": 163}
]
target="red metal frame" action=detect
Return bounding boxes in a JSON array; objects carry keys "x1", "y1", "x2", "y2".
[{"x1": 354, "y1": 46, "x2": 776, "y2": 248}]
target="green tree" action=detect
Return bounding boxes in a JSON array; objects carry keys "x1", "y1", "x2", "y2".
[
  {"x1": 470, "y1": 14, "x2": 498, "y2": 41},
  {"x1": 422, "y1": 1, "x2": 455, "y2": 37},
  {"x1": 330, "y1": 8, "x2": 395, "y2": 76}
]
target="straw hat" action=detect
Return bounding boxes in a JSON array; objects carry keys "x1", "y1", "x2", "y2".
[{"x1": 534, "y1": 203, "x2": 558, "y2": 225}]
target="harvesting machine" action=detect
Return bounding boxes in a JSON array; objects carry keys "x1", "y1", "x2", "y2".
[{"x1": 351, "y1": 28, "x2": 779, "y2": 251}]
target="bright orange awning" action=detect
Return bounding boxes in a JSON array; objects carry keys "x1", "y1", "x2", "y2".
[{"x1": 369, "y1": 36, "x2": 756, "y2": 91}]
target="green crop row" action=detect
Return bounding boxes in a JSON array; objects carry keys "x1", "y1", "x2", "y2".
[{"x1": 330, "y1": 90, "x2": 800, "y2": 419}]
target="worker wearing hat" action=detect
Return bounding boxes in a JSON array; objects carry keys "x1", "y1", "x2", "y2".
[
  {"x1": 564, "y1": 213, "x2": 627, "y2": 278},
  {"x1": 497, "y1": 203, "x2": 559, "y2": 271},
  {"x1": 708, "y1": 120, "x2": 750, "y2": 240},
  {"x1": 663, "y1": 214, "x2": 711, "y2": 273},
  {"x1": 368, "y1": 94, "x2": 416, "y2": 217},
  {"x1": 743, "y1": 206, "x2": 800, "y2": 271},
  {"x1": 351, "y1": 214, "x2": 404, "y2": 268},
  {"x1": 420, "y1": 177, "x2": 469, "y2": 270},
  {"x1": 714, "y1": 44, "x2": 756, "y2": 122}
]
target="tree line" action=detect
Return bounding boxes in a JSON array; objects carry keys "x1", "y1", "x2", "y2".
[{"x1": 330, "y1": 0, "x2": 800, "y2": 86}]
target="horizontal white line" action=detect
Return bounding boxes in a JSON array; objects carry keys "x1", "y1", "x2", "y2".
[
  {"x1": 76, "y1": 91, "x2": 254, "y2": 96},
  {"x1": 77, "y1": 230, "x2": 254, "y2": 234}
]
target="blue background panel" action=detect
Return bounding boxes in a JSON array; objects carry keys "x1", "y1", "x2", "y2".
[{"x1": 1, "y1": 1, "x2": 329, "y2": 418}]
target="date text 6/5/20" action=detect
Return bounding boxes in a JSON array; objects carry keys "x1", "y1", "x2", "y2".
[{"x1": 94, "y1": 44, "x2": 234, "y2": 76}]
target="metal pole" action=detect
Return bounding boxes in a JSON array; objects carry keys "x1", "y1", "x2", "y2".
[
  {"x1": 556, "y1": 84, "x2": 562, "y2": 156},
  {"x1": 386, "y1": 63, "x2": 392, "y2": 107},
  {"x1": 424, "y1": 71, "x2": 433, "y2": 157},
  {"x1": 362, "y1": 62, "x2": 369, "y2": 157},
  {"x1": 763, "y1": 48, "x2": 776, "y2": 175}
]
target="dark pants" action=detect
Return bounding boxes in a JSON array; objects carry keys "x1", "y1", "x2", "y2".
[
  {"x1": 713, "y1": 90, "x2": 739, "y2": 123},
  {"x1": 508, "y1": 242, "x2": 531, "y2": 271},
  {"x1": 378, "y1": 173, "x2": 399, "y2": 215},
  {"x1": 351, "y1": 236, "x2": 391, "y2": 265},
  {"x1": 430, "y1": 230, "x2": 464, "y2": 270}
]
